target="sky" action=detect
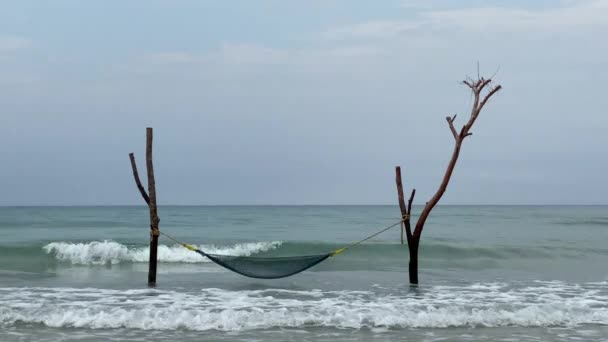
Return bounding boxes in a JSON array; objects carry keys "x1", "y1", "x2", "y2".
[{"x1": 1, "y1": 0, "x2": 607, "y2": 205}]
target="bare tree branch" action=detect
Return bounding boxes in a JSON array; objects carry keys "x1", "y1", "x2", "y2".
[
  {"x1": 395, "y1": 166, "x2": 413, "y2": 243},
  {"x1": 407, "y1": 189, "x2": 416, "y2": 215},
  {"x1": 478, "y1": 78, "x2": 492, "y2": 91},
  {"x1": 129, "y1": 153, "x2": 150, "y2": 205},
  {"x1": 478, "y1": 84, "x2": 502, "y2": 112},
  {"x1": 468, "y1": 91, "x2": 480, "y2": 128},
  {"x1": 490, "y1": 65, "x2": 501, "y2": 80},
  {"x1": 446, "y1": 115, "x2": 459, "y2": 141},
  {"x1": 412, "y1": 76, "x2": 501, "y2": 241},
  {"x1": 460, "y1": 79, "x2": 502, "y2": 138}
]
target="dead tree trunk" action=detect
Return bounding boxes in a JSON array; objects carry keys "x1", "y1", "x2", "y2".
[
  {"x1": 396, "y1": 167, "x2": 416, "y2": 283},
  {"x1": 129, "y1": 127, "x2": 160, "y2": 287},
  {"x1": 396, "y1": 76, "x2": 501, "y2": 285}
]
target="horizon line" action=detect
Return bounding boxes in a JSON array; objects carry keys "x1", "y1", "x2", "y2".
[{"x1": 1, "y1": 204, "x2": 607, "y2": 208}]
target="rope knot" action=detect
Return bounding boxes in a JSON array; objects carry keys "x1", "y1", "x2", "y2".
[
  {"x1": 402, "y1": 214, "x2": 410, "y2": 221},
  {"x1": 151, "y1": 228, "x2": 160, "y2": 236}
]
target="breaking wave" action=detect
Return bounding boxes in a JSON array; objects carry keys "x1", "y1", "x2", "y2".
[
  {"x1": 34, "y1": 239, "x2": 608, "y2": 267},
  {"x1": 42, "y1": 241, "x2": 282, "y2": 265},
  {"x1": 1, "y1": 282, "x2": 607, "y2": 330}
]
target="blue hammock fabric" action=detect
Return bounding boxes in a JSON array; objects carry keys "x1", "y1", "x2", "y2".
[
  {"x1": 193, "y1": 249, "x2": 331, "y2": 279},
  {"x1": 165, "y1": 219, "x2": 402, "y2": 279}
]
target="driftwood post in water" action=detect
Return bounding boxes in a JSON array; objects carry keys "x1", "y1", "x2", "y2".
[
  {"x1": 129, "y1": 127, "x2": 160, "y2": 287},
  {"x1": 396, "y1": 167, "x2": 417, "y2": 283},
  {"x1": 396, "y1": 76, "x2": 501, "y2": 285}
]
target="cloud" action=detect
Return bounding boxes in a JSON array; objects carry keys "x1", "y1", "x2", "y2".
[
  {"x1": 423, "y1": 0, "x2": 608, "y2": 33},
  {"x1": 0, "y1": 36, "x2": 35, "y2": 85},
  {"x1": 323, "y1": 21, "x2": 419, "y2": 41},
  {"x1": 142, "y1": 43, "x2": 386, "y2": 72},
  {"x1": 400, "y1": 0, "x2": 439, "y2": 9},
  {"x1": 0, "y1": 36, "x2": 31, "y2": 53},
  {"x1": 145, "y1": 52, "x2": 198, "y2": 65},
  {"x1": 324, "y1": 0, "x2": 608, "y2": 41},
  {"x1": 145, "y1": 44, "x2": 288, "y2": 67},
  {"x1": 217, "y1": 44, "x2": 289, "y2": 65},
  {"x1": 127, "y1": 0, "x2": 608, "y2": 88},
  {"x1": 2, "y1": 1, "x2": 607, "y2": 205},
  {"x1": 141, "y1": 1, "x2": 608, "y2": 74}
]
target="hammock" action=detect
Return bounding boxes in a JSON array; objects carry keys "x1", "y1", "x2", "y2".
[
  {"x1": 159, "y1": 219, "x2": 404, "y2": 279},
  {"x1": 193, "y1": 248, "x2": 332, "y2": 279}
]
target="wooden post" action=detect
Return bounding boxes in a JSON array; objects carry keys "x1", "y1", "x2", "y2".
[
  {"x1": 129, "y1": 127, "x2": 160, "y2": 287},
  {"x1": 396, "y1": 167, "x2": 417, "y2": 284}
]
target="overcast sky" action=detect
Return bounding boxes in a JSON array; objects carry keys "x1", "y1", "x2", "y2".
[{"x1": 1, "y1": 0, "x2": 607, "y2": 205}]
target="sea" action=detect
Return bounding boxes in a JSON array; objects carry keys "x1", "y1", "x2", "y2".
[{"x1": 1, "y1": 205, "x2": 607, "y2": 341}]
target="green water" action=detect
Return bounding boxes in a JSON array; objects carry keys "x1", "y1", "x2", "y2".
[{"x1": 1, "y1": 206, "x2": 608, "y2": 341}]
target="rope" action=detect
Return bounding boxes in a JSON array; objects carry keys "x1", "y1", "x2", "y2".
[
  {"x1": 157, "y1": 217, "x2": 408, "y2": 257},
  {"x1": 158, "y1": 230, "x2": 189, "y2": 247},
  {"x1": 330, "y1": 217, "x2": 406, "y2": 256}
]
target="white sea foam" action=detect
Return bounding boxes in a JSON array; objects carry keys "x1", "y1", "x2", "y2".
[
  {"x1": 1, "y1": 282, "x2": 607, "y2": 331},
  {"x1": 42, "y1": 241, "x2": 282, "y2": 265}
]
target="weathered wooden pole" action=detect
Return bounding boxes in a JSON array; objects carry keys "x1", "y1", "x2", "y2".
[
  {"x1": 129, "y1": 127, "x2": 160, "y2": 287},
  {"x1": 396, "y1": 167, "x2": 416, "y2": 284}
]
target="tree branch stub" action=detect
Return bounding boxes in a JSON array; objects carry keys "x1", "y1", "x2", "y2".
[
  {"x1": 446, "y1": 115, "x2": 459, "y2": 141},
  {"x1": 407, "y1": 189, "x2": 415, "y2": 215}
]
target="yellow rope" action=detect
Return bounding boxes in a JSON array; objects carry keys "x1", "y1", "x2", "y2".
[
  {"x1": 157, "y1": 230, "x2": 193, "y2": 249},
  {"x1": 330, "y1": 218, "x2": 405, "y2": 256}
]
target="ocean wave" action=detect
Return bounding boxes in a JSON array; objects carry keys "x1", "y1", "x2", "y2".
[
  {"x1": 553, "y1": 217, "x2": 608, "y2": 227},
  {"x1": 42, "y1": 241, "x2": 282, "y2": 265},
  {"x1": 1, "y1": 283, "x2": 607, "y2": 330},
  {"x1": 37, "y1": 240, "x2": 608, "y2": 267}
]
